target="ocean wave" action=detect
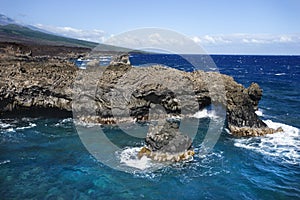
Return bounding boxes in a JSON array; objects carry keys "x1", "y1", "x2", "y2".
[
  {"x1": 116, "y1": 144, "x2": 228, "y2": 179},
  {"x1": 192, "y1": 108, "x2": 219, "y2": 119},
  {"x1": 275, "y1": 73, "x2": 286, "y2": 76},
  {"x1": 118, "y1": 147, "x2": 154, "y2": 171},
  {"x1": 2, "y1": 123, "x2": 37, "y2": 132},
  {"x1": 234, "y1": 120, "x2": 300, "y2": 165},
  {"x1": 16, "y1": 123, "x2": 36, "y2": 130},
  {"x1": 0, "y1": 122, "x2": 11, "y2": 129},
  {"x1": 161, "y1": 150, "x2": 229, "y2": 183},
  {"x1": 6, "y1": 128, "x2": 15, "y2": 132},
  {"x1": 0, "y1": 118, "x2": 37, "y2": 131},
  {"x1": 54, "y1": 118, "x2": 73, "y2": 127},
  {"x1": 73, "y1": 120, "x2": 102, "y2": 128},
  {"x1": 255, "y1": 109, "x2": 264, "y2": 117},
  {"x1": 115, "y1": 147, "x2": 164, "y2": 180},
  {"x1": 0, "y1": 160, "x2": 10, "y2": 165}
]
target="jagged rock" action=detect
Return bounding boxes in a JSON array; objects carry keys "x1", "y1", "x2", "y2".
[
  {"x1": 229, "y1": 125, "x2": 284, "y2": 137},
  {"x1": 138, "y1": 120, "x2": 194, "y2": 162},
  {"x1": 145, "y1": 120, "x2": 192, "y2": 153},
  {"x1": 0, "y1": 49, "x2": 283, "y2": 161},
  {"x1": 138, "y1": 146, "x2": 195, "y2": 162},
  {"x1": 0, "y1": 51, "x2": 76, "y2": 114},
  {"x1": 247, "y1": 82, "x2": 262, "y2": 110},
  {"x1": 109, "y1": 54, "x2": 130, "y2": 66}
]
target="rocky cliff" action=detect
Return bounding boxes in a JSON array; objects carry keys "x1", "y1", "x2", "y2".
[
  {"x1": 0, "y1": 45, "x2": 282, "y2": 143},
  {"x1": 0, "y1": 44, "x2": 283, "y2": 162},
  {"x1": 0, "y1": 44, "x2": 77, "y2": 117}
]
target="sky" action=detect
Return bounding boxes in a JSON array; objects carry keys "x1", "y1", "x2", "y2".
[{"x1": 1, "y1": 0, "x2": 300, "y2": 55}]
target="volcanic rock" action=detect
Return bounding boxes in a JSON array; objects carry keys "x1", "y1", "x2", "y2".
[{"x1": 0, "y1": 48, "x2": 281, "y2": 160}]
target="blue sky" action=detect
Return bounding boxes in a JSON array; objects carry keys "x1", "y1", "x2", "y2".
[{"x1": 1, "y1": 0, "x2": 300, "y2": 55}]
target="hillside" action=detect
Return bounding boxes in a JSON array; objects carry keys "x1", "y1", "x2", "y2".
[
  {"x1": 0, "y1": 24, "x2": 138, "y2": 54},
  {"x1": 0, "y1": 24, "x2": 98, "y2": 48}
]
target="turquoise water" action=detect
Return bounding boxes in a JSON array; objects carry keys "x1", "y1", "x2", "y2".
[{"x1": 1, "y1": 55, "x2": 300, "y2": 199}]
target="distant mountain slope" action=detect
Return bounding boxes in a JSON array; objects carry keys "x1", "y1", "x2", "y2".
[
  {"x1": 0, "y1": 24, "x2": 98, "y2": 48},
  {"x1": 0, "y1": 14, "x2": 18, "y2": 26},
  {"x1": 0, "y1": 14, "x2": 136, "y2": 52}
]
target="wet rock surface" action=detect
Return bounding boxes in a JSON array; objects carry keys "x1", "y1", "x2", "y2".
[
  {"x1": 145, "y1": 120, "x2": 192, "y2": 153},
  {"x1": 137, "y1": 120, "x2": 195, "y2": 162}
]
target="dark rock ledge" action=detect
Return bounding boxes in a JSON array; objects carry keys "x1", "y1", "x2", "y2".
[{"x1": 0, "y1": 47, "x2": 283, "y2": 162}]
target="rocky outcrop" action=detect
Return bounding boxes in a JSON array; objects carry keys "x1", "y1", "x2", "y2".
[
  {"x1": 0, "y1": 45, "x2": 77, "y2": 115},
  {"x1": 0, "y1": 49, "x2": 282, "y2": 161},
  {"x1": 138, "y1": 120, "x2": 195, "y2": 162},
  {"x1": 109, "y1": 54, "x2": 130, "y2": 66},
  {"x1": 0, "y1": 56, "x2": 76, "y2": 116}
]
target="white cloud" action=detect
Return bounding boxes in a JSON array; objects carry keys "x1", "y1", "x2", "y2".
[
  {"x1": 191, "y1": 33, "x2": 300, "y2": 55},
  {"x1": 31, "y1": 24, "x2": 300, "y2": 55},
  {"x1": 277, "y1": 35, "x2": 292, "y2": 43},
  {"x1": 107, "y1": 31, "x2": 300, "y2": 54},
  {"x1": 104, "y1": 29, "x2": 203, "y2": 54},
  {"x1": 191, "y1": 33, "x2": 300, "y2": 54},
  {"x1": 35, "y1": 24, "x2": 106, "y2": 43},
  {"x1": 192, "y1": 35, "x2": 232, "y2": 44},
  {"x1": 191, "y1": 33, "x2": 300, "y2": 45}
]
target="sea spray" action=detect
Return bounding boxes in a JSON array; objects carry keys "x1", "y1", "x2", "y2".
[{"x1": 234, "y1": 120, "x2": 300, "y2": 165}]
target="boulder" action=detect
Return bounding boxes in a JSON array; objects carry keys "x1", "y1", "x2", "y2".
[
  {"x1": 138, "y1": 120, "x2": 195, "y2": 162},
  {"x1": 109, "y1": 54, "x2": 130, "y2": 66}
]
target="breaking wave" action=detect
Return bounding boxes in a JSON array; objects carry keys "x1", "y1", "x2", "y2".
[
  {"x1": 193, "y1": 108, "x2": 220, "y2": 119},
  {"x1": 117, "y1": 147, "x2": 154, "y2": 171},
  {"x1": 234, "y1": 120, "x2": 300, "y2": 165}
]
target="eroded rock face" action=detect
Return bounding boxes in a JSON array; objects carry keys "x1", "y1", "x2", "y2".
[
  {"x1": 138, "y1": 120, "x2": 194, "y2": 162},
  {"x1": 0, "y1": 50, "x2": 283, "y2": 162},
  {"x1": 146, "y1": 121, "x2": 192, "y2": 152},
  {"x1": 0, "y1": 55, "x2": 76, "y2": 115},
  {"x1": 229, "y1": 125, "x2": 284, "y2": 137},
  {"x1": 0, "y1": 51, "x2": 280, "y2": 142},
  {"x1": 109, "y1": 54, "x2": 130, "y2": 66}
]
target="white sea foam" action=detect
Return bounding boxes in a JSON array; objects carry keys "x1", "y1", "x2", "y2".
[
  {"x1": 167, "y1": 115, "x2": 182, "y2": 121},
  {"x1": 16, "y1": 123, "x2": 36, "y2": 130},
  {"x1": 275, "y1": 73, "x2": 286, "y2": 76},
  {"x1": 0, "y1": 122, "x2": 11, "y2": 129},
  {"x1": 234, "y1": 120, "x2": 300, "y2": 165},
  {"x1": 73, "y1": 120, "x2": 102, "y2": 128},
  {"x1": 54, "y1": 118, "x2": 73, "y2": 127},
  {"x1": 1, "y1": 119, "x2": 37, "y2": 133},
  {"x1": 100, "y1": 57, "x2": 111, "y2": 62},
  {"x1": 193, "y1": 108, "x2": 219, "y2": 119},
  {"x1": 7, "y1": 128, "x2": 15, "y2": 132},
  {"x1": 119, "y1": 147, "x2": 154, "y2": 170},
  {"x1": 0, "y1": 160, "x2": 11, "y2": 165},
  {"x1": 255, "y1": 109, "x2": 264, "y2": 117}
]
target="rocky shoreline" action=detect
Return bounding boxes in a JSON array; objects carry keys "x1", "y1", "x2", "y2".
[{"x1": 0, "y1": 42, "x2": 282, "y2": 162}]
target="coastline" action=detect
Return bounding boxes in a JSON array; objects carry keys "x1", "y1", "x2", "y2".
[
  {"x1": 0, "y1": 42, "x2": 280, "y2": 138},
  {"x1": 0, "y1": 42, "x2": 299, "y2": 199}
]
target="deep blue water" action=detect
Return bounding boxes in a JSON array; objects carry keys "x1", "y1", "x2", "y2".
[{"x1": 1, "y1": 55, "x2": 300, "y2": 199}]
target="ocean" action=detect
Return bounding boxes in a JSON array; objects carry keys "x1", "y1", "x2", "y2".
[{"x1": 1, "y1": 55, "x2": 299, "y2": 199}]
